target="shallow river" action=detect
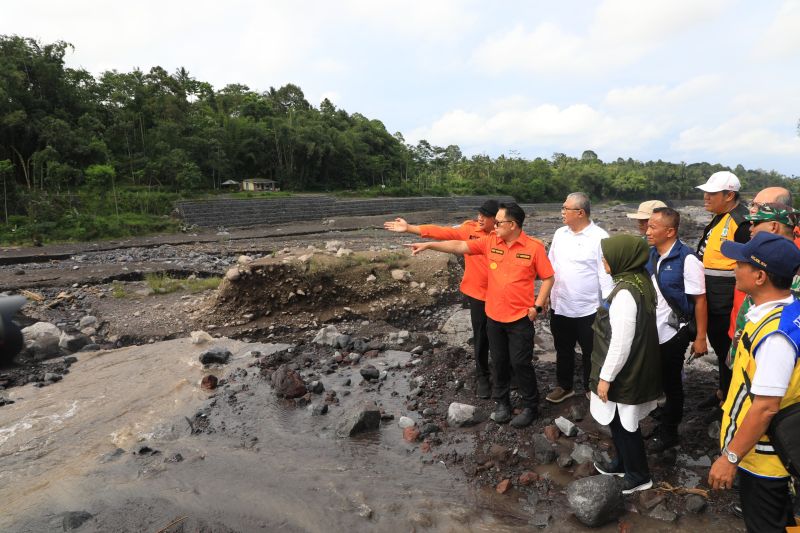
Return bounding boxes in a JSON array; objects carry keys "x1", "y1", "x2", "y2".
[{"x1": 0, "y1": 338, "x2": 742, "y2": 532}]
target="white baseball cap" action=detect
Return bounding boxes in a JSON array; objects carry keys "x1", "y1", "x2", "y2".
[{"x1": 696, "y1": 171, "x2": 741, "y2": 193}]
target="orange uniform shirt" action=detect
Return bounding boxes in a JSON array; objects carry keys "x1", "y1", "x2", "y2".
[
  {"x1": 466, "y1": 231, "x2": 554, "y2": 323},
  {"x1": 420, "y1": 220, "x2": 491, "y2": 301}
]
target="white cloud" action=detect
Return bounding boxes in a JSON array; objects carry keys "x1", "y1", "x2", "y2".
[
  {"x1": 407, "y1": 102, "x2": 664, "y2": 153},
  {"x1": 752, "y1": 0, "x2": 800, "y2": 59},
  {"x1": 673, "y1": 114, "x2": 800, "y2": 156},
  {"x1": 472, "y1": 0, "x2": 730, "y2": 74},
  {"x1": 604, "y1": 75, "x2": 721, "y2": 109}
]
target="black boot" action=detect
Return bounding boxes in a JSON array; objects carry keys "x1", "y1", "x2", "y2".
[
  {"x1": 491, "y1": 402, "x2": 512, "y2": 424},
  {"x1": 510, "y1": 407, "x2": 537, "y2": 428}
]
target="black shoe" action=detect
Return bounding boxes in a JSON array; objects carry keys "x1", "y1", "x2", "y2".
[
  {"x1": 594, "y1": 460, "x2": 625, "y2": 477},
  {"x1": 621, "y1": 477, "x2": 653, "y2": 494},
  {"x1": 647, "y1": 431, "x2": 679, "y2": 453},
  {"x1": 698, "y1": 393, "x2": 721, "y2": 409},
  {"x1": 476, "y1": 377, "x2": 491, "y2": 399},
  {"x1": 510, "y1": 407, "x2": 537, "y2": 428},
  {"x1": 491, "y1": 402, "x2": 512, "y2": 424},
  {"x1": 730, "y1": 503, "x2": 743, "y2": 519}
]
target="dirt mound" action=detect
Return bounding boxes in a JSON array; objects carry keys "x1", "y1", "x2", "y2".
[{"x1": 208, "y1": 248, "x2": 461, "y2": 327}]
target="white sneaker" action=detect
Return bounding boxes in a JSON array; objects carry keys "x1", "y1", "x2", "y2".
[{"x1": 621, "y1": 478, "x2": 653, "y2": 494}]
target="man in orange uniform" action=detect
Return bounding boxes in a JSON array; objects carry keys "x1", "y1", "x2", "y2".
[
  {"x1": 407, "y1": 203, "x2": 554, "y2": 428},
  {"x1": 384, "y1": 200, "x2": 498, "y2": 398}
]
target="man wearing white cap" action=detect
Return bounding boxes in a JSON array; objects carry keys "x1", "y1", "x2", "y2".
[
  {"x1": 627, "y1": 200, "x2": 668, "y2": 236},
  {"x1": 695, "y1": 171, "x2": 750, "y2": 409}
]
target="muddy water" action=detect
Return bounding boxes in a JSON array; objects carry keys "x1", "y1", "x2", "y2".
[
  {"x1": 0, "y1": 340, "x2": 533, "y2": 532},
  {"x1": 0, "y1": 338, "x2": 745, "y2": 532}
]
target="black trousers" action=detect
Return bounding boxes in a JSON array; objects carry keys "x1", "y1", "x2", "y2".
[
  {"x1": 551, "y1": 312, "x2": 595, "y2": 391},
  {"x1": 466, "y1": 295, "x2": 491, "y2": 380},
  {"x1": 486, "y1": 315, "x2": 539, "y2": 409},
  {"x1": 609, "y1": 410, "x2": 650, "y2": 484},
  {"x1": 659, "y1": 328, "x2": 691, "y2": 433},
  {"x1": 707, "y1": 312, "x2": 733, "y2": 395},
  {"x1": 739, "y1": 470, "x2": 794, "y2": 533}
]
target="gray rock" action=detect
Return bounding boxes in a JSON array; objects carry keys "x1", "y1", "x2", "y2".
[
  {"x1": 707, "y1": 419, "x2": 721, "y2": 439},
  {"x1": 336, "y1": 402, "x2": 381, "y2": 437},
  {"x1": 419, "y1": 423, "x2": 440, "y2": 436},
  {"x1": 684, "y1": 494, "x2": 707, "y2": 513},
  {"x1": 555, "y1": 416, "x2": 578, "y2": 437},
  {"x1": 78, "y1": 315, "x2": 98, "y2": 328},
  {"x1": 360, "y1": 365, "x2": 380, "y2": 381},
  {"x1": 313, "y1": 325, "x2": 340, "y2": 346},
  {"x1": 199, "y1": 347, "x2": 231, "y2": 365},
  {"x1": 398, "y1": 416, "x2": 416, "y2": 429},
  {"x1": 391, "y1": 269, "x2": 410, "y2": 281},
  {"x1": 570, "y1": 443, "x2": 597, "y2": 465},
  {"x1": 650, "y1": 503, "x2": 678, "y2": 522},
  {"x1": 309, "y1": 380, "x2": 325, "y2": 394},
  {"x1": 677, "y1": 453, "x2": 712, "y2": 468},
  {"x1": 44, "y1": 372, "x2": 62, "y2": 382},
  {"x1": 22, "y1": 322, "x2": 61, "y2": 359},
  {"x1": 566, "y1": 475, "x2": 624, "y2": 527},
  {"x1": 312, "y1": 404, "x2": 329, "y2": 416},
  {"x1": 557, "y1": 454, "x2": 575, "y2": 468},
  {"x1": 335, "y1": 334, "x2": 352, "y2": 349},
  {"x1": 62, "y1": 511, "x2": 93, "y2": 530},
  {"x1": 59, "y1": 331, "x2": 90, "y2": 353},
  {"x1": 529, "y1": 511, "x2": 552, "y2": 528},
  {"x1": 570, "y1": 404, "x2": 586, "y2": 422},
  {"x1": 270, "y1": 365, "x2": 307, "y2": 399},
  {"x1": 447, "y1": 402, "x2": 477, "y2": 427},
  {"x1": 533, "y1": 433, "x2": 557, "y2": 464}
]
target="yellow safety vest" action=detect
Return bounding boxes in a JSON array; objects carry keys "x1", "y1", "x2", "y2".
[
  {"x1": 720, "y1": 305, "x2": 800, "y2": 478},
  {"x1": 702, "y1": 213, "x2": 739, "y2": 271}
]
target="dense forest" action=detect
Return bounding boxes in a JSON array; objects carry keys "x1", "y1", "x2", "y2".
[{"x1": 0, "y1": 35, "x2": 796, "y2": 243}]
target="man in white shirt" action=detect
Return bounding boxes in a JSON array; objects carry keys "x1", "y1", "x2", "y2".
[
  {"x1": 644, "y1": 207, "x2": 708, "y2": 452},
  {"x1": 546, "y1": 192, "x2": 615, "y2": 403}
]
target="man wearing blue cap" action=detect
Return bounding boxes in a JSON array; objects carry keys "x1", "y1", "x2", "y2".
[{"x1": 709, "y1": 231, "x2": 800, "y2": 533}]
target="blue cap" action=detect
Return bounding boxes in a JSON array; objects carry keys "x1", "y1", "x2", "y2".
[{"x1": 721, "y1": 232, "x2": 800, "y2": 279}]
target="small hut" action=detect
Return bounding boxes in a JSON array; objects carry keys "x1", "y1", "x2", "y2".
[{"x1": 242, "y1": 178, "x2": 278, "y2": 192}]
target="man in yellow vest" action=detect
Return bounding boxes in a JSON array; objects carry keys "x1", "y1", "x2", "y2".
[
  {"x1": 696, "y1": 171, "x2": 750, "y2": 410},
  {"x1": 708, "y1": 232, "x2": 800, "y2": 533}
]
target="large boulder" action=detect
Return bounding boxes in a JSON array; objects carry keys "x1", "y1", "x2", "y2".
[
  {"x1": 22, "y1": 322, "x2": 61, "y2": 360},
  {"x1": 271, "y1": 364, "x2": 307, "y2": 399},
  {"x1": 313, "y1": 325, "x2": 340, "y2": 346},
  {"x1": 336, "y1": 402, "x2": 381, "y2": 437},
  {"x1": 566, "y1": 475, "x2": 624, "y2": 527},
  {"x1": 198, "y1": 347, "x2": 231, "y2": 365},
  {"x1": 447, "y1": 402, "x2": 477, "y2": 427}
]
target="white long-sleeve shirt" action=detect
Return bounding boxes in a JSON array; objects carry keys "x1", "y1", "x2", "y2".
[
  {"x1": 590, "y1": 288, "x2": 658, "y2": 432},
  {"x1": 549, "y1": 222, "x2": 615, "y2": 318}
]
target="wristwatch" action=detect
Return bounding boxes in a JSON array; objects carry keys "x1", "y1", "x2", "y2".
[
  {"x1": 722, "y1": 447, "x2": 740, "y2": 465},
  {"x1": 534, "y1": 305, "x2": 543, "y2": 313}
]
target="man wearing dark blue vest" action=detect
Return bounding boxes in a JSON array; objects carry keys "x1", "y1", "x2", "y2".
[{"x1": 645, "y1": 207, "x2": 709, "y2": 451}]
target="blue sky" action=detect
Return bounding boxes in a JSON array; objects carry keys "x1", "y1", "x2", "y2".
[{"x1": 4, "y1": 0, "x2": 799, "y2": 176}]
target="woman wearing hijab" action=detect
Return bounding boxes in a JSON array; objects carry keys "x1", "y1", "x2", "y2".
[{"x1": 590, "y1": 234, "x2": 662, "y2": 494}]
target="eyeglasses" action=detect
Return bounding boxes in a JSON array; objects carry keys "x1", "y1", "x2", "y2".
[
  {"x1": 561, "y1": 206, "x2": 582, "y2": 212},
  {"x1": 747, "y1": 201, "x2": 768, "y2": 212},
  {"x1": 494, "y1": 220, "x2": 515, "y2": 227}
]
